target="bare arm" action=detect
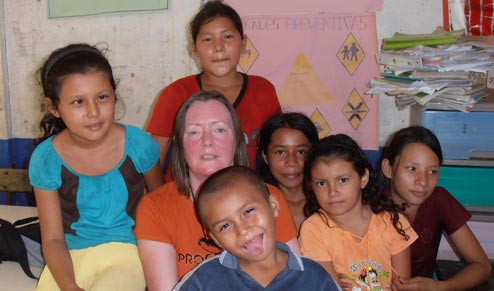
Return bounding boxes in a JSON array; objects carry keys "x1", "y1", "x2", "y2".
[
  {"x1": 391, "y1": 246, "x2": 412, "y2": 279},
  {"x1": 151, "y1": 135, "x2": 171, "y2": 167},
  {"x1": 389, "y1": 246, "x2": 412, "y2": 291},
  {"x1": 393, "y1": 224, "x2": 491, "y2": 291},
  {"x1": 138, "y1": 239, "x2": 178, "y2": 291},
  {"x1": 35, "y1": 188, "x2": 85, "y2": 291},
  {"x1": 435, "y1": 224, "x2": 491, "y2": 290},
  {"x1": 143, "y1": 161, "x2": 165, "y2": 192}
]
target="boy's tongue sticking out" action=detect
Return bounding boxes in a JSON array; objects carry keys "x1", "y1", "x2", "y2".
[{"x1": 244, "y1": 234, "x2": 264, "y2": 256}]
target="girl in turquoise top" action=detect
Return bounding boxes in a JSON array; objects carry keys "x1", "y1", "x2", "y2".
[{"x1": 29, "y1": 43, "x2": 164, "y2": 291}]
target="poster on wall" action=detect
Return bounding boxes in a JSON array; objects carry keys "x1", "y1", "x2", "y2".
[
  {"x1": 48, "y1": 0, "x2": 168, "y2": 18},
  {"x1": 227, "y1": 0, "x2": 381, "y2": 150}
]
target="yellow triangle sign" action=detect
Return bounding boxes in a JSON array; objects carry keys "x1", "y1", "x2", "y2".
[{"x1": 279, "y1": 52, "x2": 335, "y2": 105}]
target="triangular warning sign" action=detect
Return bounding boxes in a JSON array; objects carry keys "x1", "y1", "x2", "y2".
[{"x1": 279, "y1": 52, "x2": 335, "y2": 105}]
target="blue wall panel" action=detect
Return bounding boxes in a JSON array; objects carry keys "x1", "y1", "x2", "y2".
[{"x1": 0, "y1": 138, "x2": 36, "y2": 205}]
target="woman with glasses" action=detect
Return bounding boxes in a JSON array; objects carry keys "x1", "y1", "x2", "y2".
[{"x1": 134, "y1": 91, "x2": 299, "y2": 291}]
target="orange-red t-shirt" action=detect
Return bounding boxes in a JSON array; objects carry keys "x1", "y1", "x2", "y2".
[{"x1": 135, "y1": 182, "x2": 297, "y2": 279}]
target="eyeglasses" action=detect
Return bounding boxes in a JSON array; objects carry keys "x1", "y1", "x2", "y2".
[{"x1": 198, "y1": 236, "x2": 223, "y2": 255}]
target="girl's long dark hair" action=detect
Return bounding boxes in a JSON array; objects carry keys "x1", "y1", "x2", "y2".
[
  {"x1": 303, "y1": 134, "x2": 409, "y2": 240},
  {"x1": 380, "y1": 125, "x2": 443, "y2": 187},
  {"x1": 379, "y1": 125, "x2": 443, "y2": 213},
  {"x1": 257, "y1": 112, "x2": 319, "y2": 185},
  {"x1": 35, "y1": 43, "x2": 117, "y2": 146}
]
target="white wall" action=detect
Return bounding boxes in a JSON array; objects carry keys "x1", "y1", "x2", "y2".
[
  {"x1": 0, "y1": 0, "x2": 200, "y2": 140},
  {"x1": 0, "y1": 0, "x2": 444, "y2": 145},
  {"x1": 376, "y1": 0, "x2": 443, "y2": 145},
  {"x1": 0, "y1": 0, "x2": 9, "y2": 139}
]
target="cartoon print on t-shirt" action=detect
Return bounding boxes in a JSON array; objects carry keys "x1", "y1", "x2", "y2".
[{"x1": 344, "y1": 262, "x2": 390, "y2": 291}]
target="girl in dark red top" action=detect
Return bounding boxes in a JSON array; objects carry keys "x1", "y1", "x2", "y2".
[{"x1": 381, "y1": 126, "x2": 491, "y2": 290}]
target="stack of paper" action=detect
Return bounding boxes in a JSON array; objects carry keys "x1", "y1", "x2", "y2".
[{"x1": 367, "y1": 31, "x2": 494, "y2": 112}]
